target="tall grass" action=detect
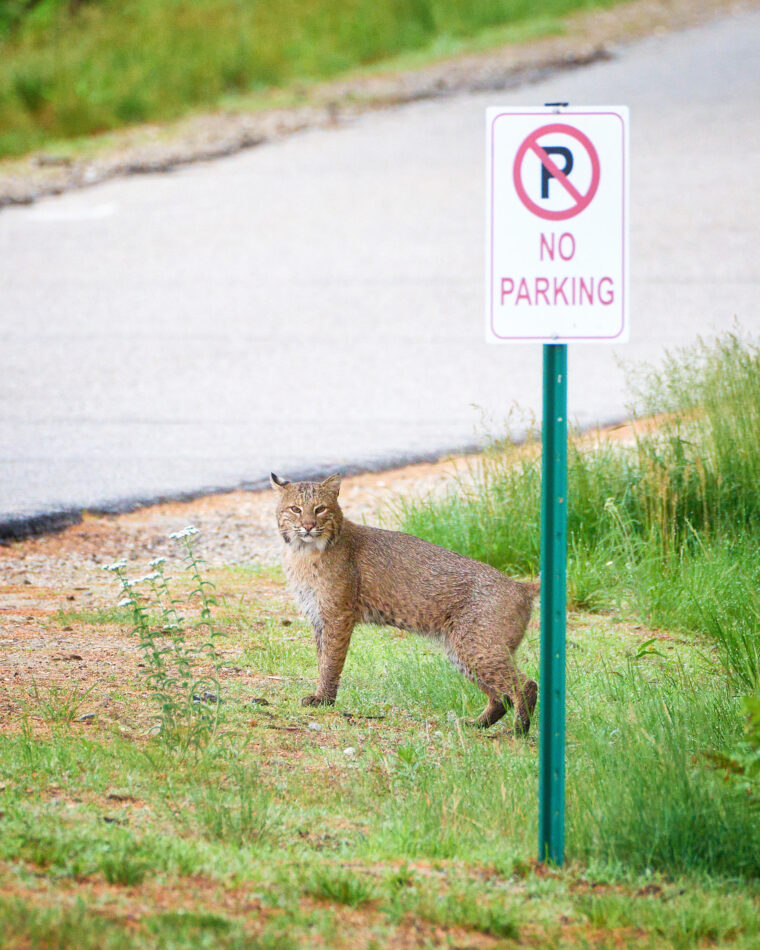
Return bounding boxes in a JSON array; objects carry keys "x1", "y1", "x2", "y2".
[
  {"x1": 396, "y1": 332, "x2": 760, "y2": 875},
  {"x1": 569, "y1": 662, "x2": 760, "y2": 877},
  {"x1": 0, "y1": 0, "x2": 626, "y2": 158}
]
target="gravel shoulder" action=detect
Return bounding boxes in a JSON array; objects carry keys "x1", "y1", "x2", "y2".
[{"x1": 0, "y1": 0, "x2": 750, "y2": 209}]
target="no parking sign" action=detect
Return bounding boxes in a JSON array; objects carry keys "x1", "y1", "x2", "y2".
[
  {"x1": 486, "y1": 106, "x2": 629, "y2": 343},
  {"x1": 485, "y1": 104, "x2": 629, "y2": 866}
]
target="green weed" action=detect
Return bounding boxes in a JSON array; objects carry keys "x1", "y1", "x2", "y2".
[
  {"x1": 0, "y1": 897, "x2": 134, "y2": 950},
  {"x1": 184, "y1": 761, "x2": 276, "y2": 846},
  {"x1": 304, "y1": 866, "x2": 377, "y2": 907},
  {"x1": 25, "y1": 678, "x2": 96, "y2": 724},
  {"x1": 100, "y1": 841, "x2": 151, "y2": 886},
  {"x1": 569, "y1": 661, "x2": 760, "y2": 877},
  {"x1": 410, "y1": 885, "x2": 521, "y2": 937},
  {"x1": 577, "y1": 889, "x2": 760, "y2": 948},
  {"x1": 706, "y1": 695, "x2": 760, "y2": 808},
  {"x1": 104, "y1": 526, "x2": 226, "y2": 754}
]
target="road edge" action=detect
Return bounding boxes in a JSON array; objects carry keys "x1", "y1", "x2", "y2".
[
  {"x1": 0, "y1": 0, "x2": 751, "y2": 209},
  {"x1": 0, "y1": 443, "x2": 484, "y2": 542}
]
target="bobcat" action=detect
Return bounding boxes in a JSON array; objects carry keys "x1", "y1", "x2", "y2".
[{"x1": 271, "y1": 472, "x2": 539, "y2": 733}]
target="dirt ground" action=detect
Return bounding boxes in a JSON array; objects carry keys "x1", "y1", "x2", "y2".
[{"x1": 0, "y1": 0, "x2": 753, "y2": 208}]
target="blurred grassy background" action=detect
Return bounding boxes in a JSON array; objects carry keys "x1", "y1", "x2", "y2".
[{"x1": 0, "y1": 0, "x2": 623, "y2": 158}]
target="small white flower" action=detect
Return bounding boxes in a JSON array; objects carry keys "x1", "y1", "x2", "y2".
[
  {"x1": 343, "y1": 747, "x2": 357, "y2": 757},
  {"x1": 307, "y1": 722, "x2": 322, "y2": 732},
  {"x1": 138, "y1": 571, "x2": 161, "y2": 583},
  {"x1": 118, "y1": 597, "x2": 133, "y2": 608},
  {"x1": 102, "y1": 559, "x2": 127, "y2": 572},
  {"x1": 169, "y1": 525, "x2": 199, "y2": 540},
  {"x1": 149, "y1": 557, "x2": 166, "y2": 568}
]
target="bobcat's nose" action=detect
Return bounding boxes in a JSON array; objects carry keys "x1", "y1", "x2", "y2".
[{"x1": 302, "y1": 522, "x2": 316, "y2": 533}]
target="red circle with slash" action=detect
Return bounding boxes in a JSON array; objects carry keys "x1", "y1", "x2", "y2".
[{"x1": 513, "y1": 123, "x2": 600, "y2": 221}]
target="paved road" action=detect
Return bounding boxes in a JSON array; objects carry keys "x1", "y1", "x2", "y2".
[{"x1": 1, "y1": 9, "x2": 759, "y2": 534}]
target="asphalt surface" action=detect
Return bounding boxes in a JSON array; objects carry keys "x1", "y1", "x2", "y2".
[{"x1": 1, "y1": 9, "x2": 759, "y2": 535}]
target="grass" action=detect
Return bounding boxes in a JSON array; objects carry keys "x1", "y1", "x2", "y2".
[
  {"x1": 1, "y1": 333, "x2": 760, "y2": 945},
  {"x1": 24, "y1": 678, "x2": 96, "y2": 723},
  {"x1": 0, "y1": 0, "x2": 630, "y2": 159},
  {"x1": 1, "y1": 600, "x2": 759, "y2": 945},
  {"x1": 393, "y1": 332, "x2": 760, "y2": 876},
  {"x1": 304, "y1": 867, "x2": 377, "y2": 907}
]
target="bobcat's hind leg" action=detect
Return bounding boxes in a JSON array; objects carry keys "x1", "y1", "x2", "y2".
[
  {"x1": 479, "y1": 674, "x2": 537, "y2": 735},
  {"x1": 474, "y1": 681, "x2": 537, "y2": 732},
  {"x1": 452, "y1": 635, "x2": 537, "y2": 734},
  {"x1": 475, "y1": 697, "x2": 507, "y2": 728}
]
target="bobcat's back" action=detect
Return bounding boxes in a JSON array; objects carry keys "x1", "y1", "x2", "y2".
[{"x1": 347, "y1": 521, "x2": 536, "y2": 649}]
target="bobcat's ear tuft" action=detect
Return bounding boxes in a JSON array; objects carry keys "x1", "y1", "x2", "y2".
[
  {"x1": 270, "y1": 473, "x2": 289, "y2": 490},
  {"x1": 320, "y1": 473, "x2": 342, "y2": 496}
]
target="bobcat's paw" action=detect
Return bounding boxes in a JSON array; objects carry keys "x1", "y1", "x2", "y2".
[{"x1": 300, "y1": 694, "x2": 335, "y2": 708}]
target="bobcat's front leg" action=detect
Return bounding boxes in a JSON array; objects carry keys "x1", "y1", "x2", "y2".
[{"x1": 301, "y1": 612, "x2": 355, "y2": 707}]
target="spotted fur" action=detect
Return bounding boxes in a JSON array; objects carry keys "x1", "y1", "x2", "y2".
[{"x1": 271, "y1": 472, "x2": 539, "y2": 731}]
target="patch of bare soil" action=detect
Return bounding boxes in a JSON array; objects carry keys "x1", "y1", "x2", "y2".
[{"x1": 0, "y1": 0, "x2": 752, "y2": 208}]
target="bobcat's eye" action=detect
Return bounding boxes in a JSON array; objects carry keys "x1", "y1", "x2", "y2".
[
  {"x1": 314, "y1": 505, "x2": 326, "y2": 515},
  {"x1": 289, "y1": 506, "x2": 302, "y2": 514}
]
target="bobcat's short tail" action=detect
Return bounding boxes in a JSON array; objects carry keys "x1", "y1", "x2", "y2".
[{"x1": 523, "y1": 577, "x2": 541, "y2": 600}]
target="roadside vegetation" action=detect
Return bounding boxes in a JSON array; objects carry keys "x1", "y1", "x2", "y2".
[
  {"x1": 0, "y1": 0, "x2": 628, "y2": 158},
  {"x1": 1, "y1": 332, "x2": 759, "y2": 947},
  {"x1": 398, "y1": 330, "x2": 760, "y2": 871}
]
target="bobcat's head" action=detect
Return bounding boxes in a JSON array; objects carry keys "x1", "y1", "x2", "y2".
[{"x1": 270, "y1": 473, "x2": 344, "y2": 551}]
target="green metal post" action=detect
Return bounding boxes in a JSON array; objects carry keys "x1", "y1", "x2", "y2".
[{"x1": 538, "y1": 343, "x2": 567, "y2": 865}]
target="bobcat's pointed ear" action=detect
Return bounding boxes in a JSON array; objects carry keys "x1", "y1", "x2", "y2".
[
  {"x1": 320, "y1": 473, "x2": 342, "y2": 496},
  {"x1": 270, "y1": 473, "x2": 289, "y2": 491}
]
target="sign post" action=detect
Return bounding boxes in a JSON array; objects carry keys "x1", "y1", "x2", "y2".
[
  {"x1": 486, "y1": 104, "x2": 629, "y2": 864},
  {"x1": 539, "y1": 342, "x2": 567, "y2": 863}
]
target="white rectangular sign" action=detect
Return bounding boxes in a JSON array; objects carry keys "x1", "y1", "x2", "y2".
[{"x1": 486, "y1": 105, "x2": 629, "y2": 344}]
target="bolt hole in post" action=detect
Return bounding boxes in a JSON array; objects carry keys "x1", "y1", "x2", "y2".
[{"x1": 486, "y1": 99, "x2": 629, "y2": 866}]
